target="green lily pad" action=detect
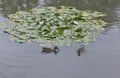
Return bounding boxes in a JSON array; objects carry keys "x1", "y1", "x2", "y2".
[{"x1": 0, "y1": 6, "x2": 107, "y2": 46}]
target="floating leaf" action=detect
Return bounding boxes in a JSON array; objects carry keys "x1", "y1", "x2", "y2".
[{"x1": 0, "y1": 6, "x2": 107, "y2": 46}]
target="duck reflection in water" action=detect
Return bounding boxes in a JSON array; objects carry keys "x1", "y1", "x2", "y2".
[{"x1": 42, "y1": 46, "x2": 60, "y2": 55}]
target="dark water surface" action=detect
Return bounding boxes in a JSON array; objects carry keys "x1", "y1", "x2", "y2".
[{"x1": 0, "y1": 0, "x2": 120, "y2": 78}]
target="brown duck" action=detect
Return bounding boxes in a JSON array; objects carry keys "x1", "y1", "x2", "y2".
[
  {"x1": 77, "y1": 45, "x2": 85, "y2": 56},
  {"x1": 42, "y1": 46, "x2": 59, "y2": 55}
]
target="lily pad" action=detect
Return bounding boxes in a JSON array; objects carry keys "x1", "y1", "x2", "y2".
[{"x1": 0, "y1": 6, "x2": 107, "y2": 46}]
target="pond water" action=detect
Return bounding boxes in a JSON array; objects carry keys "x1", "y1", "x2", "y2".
[{"x1": 0, "y1": 0, "x2": 120, "y2": 78}]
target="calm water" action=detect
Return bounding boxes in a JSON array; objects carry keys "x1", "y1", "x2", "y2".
[{"x1": 0, "y1": 0, "x2": 120, "y2": 78}]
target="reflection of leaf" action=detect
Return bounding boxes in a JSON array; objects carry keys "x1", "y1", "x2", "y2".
[{"x1": 0, "y1": 6, "x2": 107, "y2": 46}]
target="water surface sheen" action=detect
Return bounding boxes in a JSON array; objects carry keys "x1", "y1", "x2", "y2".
[{"x1": 0, "y1": 0, "x2": 120, "y2": 78}]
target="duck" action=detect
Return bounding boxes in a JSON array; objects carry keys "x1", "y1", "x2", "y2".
[
  {"x1": 77, "y1": 45, "x2": 85, "y2": 56},
  {"x1": 42, "y1": 46, "x2": 60, "y2": 55}
]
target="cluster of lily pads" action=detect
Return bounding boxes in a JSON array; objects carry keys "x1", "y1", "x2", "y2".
[{"x1": 1, "y1": 6, "x2": 107, "y2": 46}]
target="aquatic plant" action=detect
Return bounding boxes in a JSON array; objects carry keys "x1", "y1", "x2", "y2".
[{"x1": 1, "y1": 6, "x2": 107, "y2": 46}]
